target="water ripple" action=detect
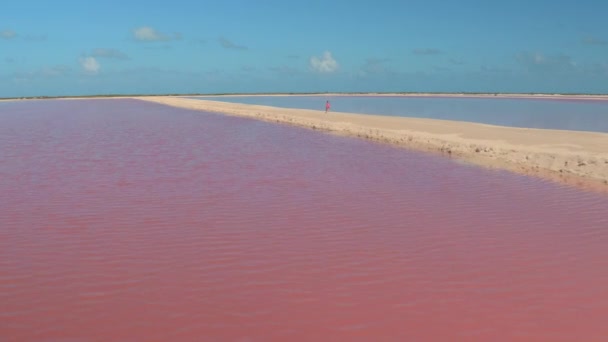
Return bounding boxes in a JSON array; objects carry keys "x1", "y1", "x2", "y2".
[{"x1": 1, "y1": 99, "x2": 608, "y2": 341}]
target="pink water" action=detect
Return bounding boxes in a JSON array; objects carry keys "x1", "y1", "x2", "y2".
[{"x1": 1, "y1": 99, "x2": 608, "y2": 341}]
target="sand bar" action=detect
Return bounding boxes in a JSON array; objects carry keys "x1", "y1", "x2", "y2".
[{"x1": 139, "y1": 96, "x2": 608, "y2": 191}]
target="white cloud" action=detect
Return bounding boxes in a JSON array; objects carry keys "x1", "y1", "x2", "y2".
[
  {"x1": 1, "y1": 29, "x2": 17, "y2": 39},
  {"x1": 80, "y1": 57, "x2": 100, "y2": 75},
  {"x1": 309, "y1": 51, "x2": 339, "y2": 73},
  {"x1": 133, "y1": 26, "x2": 178, "y2": 42}
]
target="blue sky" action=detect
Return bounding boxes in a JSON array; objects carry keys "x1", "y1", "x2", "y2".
[{"x1": 1, "y1": 0, "x2": 607, "y2": 97}]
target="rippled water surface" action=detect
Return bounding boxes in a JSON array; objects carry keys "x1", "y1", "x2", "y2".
[
  {"x1": 195, "y1": 95, "x2": 608, "y2": 133},
  {"x1": 1, "y1": 99, "x2": 608, "y2": 341}
]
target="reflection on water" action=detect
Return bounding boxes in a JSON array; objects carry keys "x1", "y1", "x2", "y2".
[
  {"x1": 196, "y1": 95, "x2": 608, "y2": 133},
  {"x1": 1, "y1": 99, "x2": 608, "y2": 341}
]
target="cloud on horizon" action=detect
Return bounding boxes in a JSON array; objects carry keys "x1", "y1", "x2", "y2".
[
  {"x1": 133, "y1": 26, "x2": 180, "y2": 42},
  {"x1": 309, "y1": 51, "x2": 339, "y2": 73},
  {"x1": 80, "y1": 57, "x2": 100, "y2": 75},
  {"x1": 0, "y1": 30, "x2": 48, "y2": 42},
  {"x1": 1, "y1": 29, "x2": 17, "y2": 39},
  {"x1": 218, "y1": 37, "x2": 248, "y2": 50}
]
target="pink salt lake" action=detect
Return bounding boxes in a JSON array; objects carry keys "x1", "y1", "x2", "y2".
[{"x1": 1, "y1": 99, "x2": 607, "y2": 341}]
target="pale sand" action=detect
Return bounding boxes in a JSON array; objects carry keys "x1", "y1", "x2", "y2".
[{"x1": 139, "y1": 96, "x2": 608, "y2": 192}]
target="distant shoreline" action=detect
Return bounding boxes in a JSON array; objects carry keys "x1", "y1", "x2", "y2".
[{"x1": 2, "y1": 92, "x2": 608, "y2": 102}]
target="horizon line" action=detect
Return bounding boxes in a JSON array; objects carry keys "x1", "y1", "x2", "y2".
[{"x1": 3, "y1": 91, "x2": 608, "y2": 101}]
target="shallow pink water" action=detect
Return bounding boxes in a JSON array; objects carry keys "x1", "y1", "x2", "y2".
[{"x1": 1, "y1": 99, "x2": 608, "y2": 341}]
